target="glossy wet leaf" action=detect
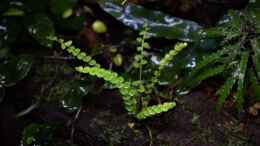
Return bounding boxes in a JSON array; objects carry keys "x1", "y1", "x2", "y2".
[
  {"x1": 26, "y1": 14, "x2": 55, "y2": 47},
  {"x1": 0, "y1": 55, "x2": 33, "y2": 87},
  {"x1": 63, "y1": 81, "x2": 88, "y2": 109},
  {"x1": 98, "y1": 1, "x2": 202, "y2": 41},
  {"x1": 51, "y1": 80, "x2": 88, "y2": 110}
]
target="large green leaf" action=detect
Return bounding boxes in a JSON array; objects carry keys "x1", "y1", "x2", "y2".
[
  {"x1": 0, "y1": 55, "x2": 33, "y2": 87},
  {"x1": 235, "y1": 51, "x2": 249, "y2": 110},
  {"x1": 98, "y1": 1, "x2": 202, "y2": 41},
  {"x1": 49, "y1": 80, "x2": 88, "y2": 110},
  {"x1": 25, "y1": 14, "x2": 55, "y2": 47},
  {"x1": 62, "y1": 80, "x2": 88, "y2": 110}
]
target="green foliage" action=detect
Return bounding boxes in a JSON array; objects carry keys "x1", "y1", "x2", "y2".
[
  {"x1": 0, "y1": 55, "x2": 33, "y2": 100},
  {"x1": 249, "y1": 70, "x2": 260, "y2": 100},
  {"x1": 52, "y1": 37, "x2": 138, "y2": 114},
  {"x1": 147, "y1": 42, "x2": 188, "y2": 93},
  {"x1": 0, "y1": 0, "x2": 83, "y2": 49},
  {"x1": 136, "y1": 102, "x2": 176, "y2": 120},
  {"x1": 133, "y1": 25, "x2": 150, "y2": 71},
  {"x1": 26, "y1": 14, "x2": 55, "y2": 47},
  {"x1": 251, "y1": 39, "x2": 260, "y2": 78},
  {"x1": 3, "y1": 7, "x2": 25, "y2": 16},
  {"x1": 234, "y1": 51, "x2": 249, "y2": 110},
  {"x1": 217, "y1": 76, "x2": 236, "y2": 107},
  {"x1": 48, "y1": 79, "x2": 88, "y2": 110},
  {"x1": 22, "y1": 123, "x2": 55, "y2": 146},
  {"x1": 182, "y1": 9, "x2": 260, "y2": 110},
  {"x1": 98, "y1": 0, "x2": 202, "y2": 41},
  {"x1": 52, "y1": 33, "x2": 187, "y2": 119},
  {"x1": 55, "y1": 38, "x2": 100, "y2": 67}
]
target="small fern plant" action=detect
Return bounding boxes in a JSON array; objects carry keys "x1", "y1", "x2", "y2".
[
  {"x1": 181, "y1": 10, "x2": 260, "y2": 110},
  {"x1": 50, "y1": 33, "x2": 187, "y2": 120}
]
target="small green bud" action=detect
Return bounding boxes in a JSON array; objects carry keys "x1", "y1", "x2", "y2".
[
  {"x1": 113, "y1": 53, "x2": 123, "y2": 66},
  {"x1": 62, "y1": 8, "x2": 73, "y2": 19},
  {"x1": 92, "y1": 20, "x2": 107, "y2": 33},
  {"x1": 64, "y1": 40, "x2": 73, "y2": 47}
]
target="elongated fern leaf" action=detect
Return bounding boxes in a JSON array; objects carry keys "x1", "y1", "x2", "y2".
[
  {"x1": 251, "y1": 38, "x2": 260, "y2": 79},
  {"x1": 249, "y1": 70, "x2": 260, "y2": 100},
  {"x1": 234, "y1": 51, "x2": 249, "y2": 110},
  {"x1": 185, "y1": 65, "x2": 226, "y2": 89},
  {"x1": 217, "y1": 75, "x2": 237, "y2": 108},
  {"x1": 189, "y1": 48, "x2": 228, "y2": 76}
]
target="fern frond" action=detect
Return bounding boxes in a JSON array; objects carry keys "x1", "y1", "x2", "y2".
[
  {"x1": 249, "y1": 70, "x2": 260, "y2": 100},
  {"x1": 196, "y1": 65, "x2": 226, "y2": 82},
  {"x1": 186, "y1": 65, "x2": 226, "y2": 89},
  {"x1": 52, "y1": 37, "x2": 100, "y2": 67},
  {"x1": 251, "y1": 38, "x2": 260, "y2": 78},
  {"x1": 217, "y1": 75, "x2": 237, "y2": 108},
  {"x1": 147, "y1": 42, "x2": 188, "y2": 93},
  {"x1": 136, "y1": 102, "x2": 176, "y2": 120},
  {"x1": 158, "y1": 42, "x2": 188, "y2": 71},
  {"x1": 234, "y1": 51, "x2": 249, "y2": 110},
  {"x1": 189, "y1": 48, "x2": 228, "y2": 76},
  {"x1": 75, "y1": 66, "x2": 138, "y2": 114},
  {"x1": 52, "y1": 36, "x2": 184, "y2": 119}
]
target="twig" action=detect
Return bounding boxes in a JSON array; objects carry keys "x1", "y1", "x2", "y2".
[
  {"x1": 146, "y1": 125, "x2": 153, "y2": 146},
  {"x1": 16, "y1": 101, "x2": 40, "y2": 118},
  {"x1": 70, "y1": 106, "x2": 83, "y2": 144}
]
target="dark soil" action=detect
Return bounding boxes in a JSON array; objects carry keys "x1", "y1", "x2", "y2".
[
  {"x1": 1, "y1": 78, "x2": 260, "y2": 146},
  {"x1": 15, "y1": 88, "x2": 259, "y2": 146}
]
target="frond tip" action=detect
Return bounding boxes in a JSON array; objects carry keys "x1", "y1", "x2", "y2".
[{"x1": 136, "y1": 102, "x2": 176, "y2": 120}]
